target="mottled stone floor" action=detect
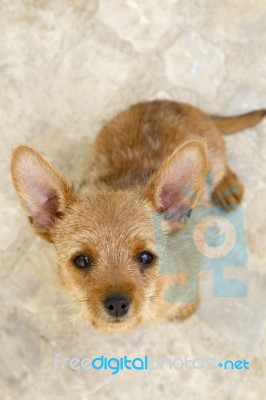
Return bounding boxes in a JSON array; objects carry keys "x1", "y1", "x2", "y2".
[{"x1": 1, "y1": 1, "x2": 266, "y2": 399}]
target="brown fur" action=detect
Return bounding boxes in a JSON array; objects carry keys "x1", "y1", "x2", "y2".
[{"x1": 11, "y1": 100, "x2": 266, "y2": 333}]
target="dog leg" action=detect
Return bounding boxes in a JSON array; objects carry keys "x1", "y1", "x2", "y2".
[{"x1": 212, "y1": 167, "x2": 244, "y2": 208}]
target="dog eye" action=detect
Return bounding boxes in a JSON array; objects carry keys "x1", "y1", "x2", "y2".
[
  {"x1": 73, "y1": 254, "x2": 92, "y2": 268},
  {"x1": 137, "y1": 251, "x2": 155, "y2": 267}
]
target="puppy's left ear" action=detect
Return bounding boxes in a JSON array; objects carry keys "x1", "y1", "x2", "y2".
[
  {"x1": 145, "y1": 140, "x2": 208, "y2": 225},
  {"x1": 11, "y1": 146, "x2": 76, "y2": 241}
]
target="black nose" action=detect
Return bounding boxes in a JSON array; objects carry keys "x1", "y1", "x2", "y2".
[{"x1": 103, "y1": 294, "x2": 130, "y2": 318}]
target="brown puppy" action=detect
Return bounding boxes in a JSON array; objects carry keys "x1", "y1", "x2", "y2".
[{"x1": 11, "y1": 101, "x2": 265, "y2": 333}]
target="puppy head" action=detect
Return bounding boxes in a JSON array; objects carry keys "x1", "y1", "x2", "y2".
[{"x1": 11, "y1": 141, "x2": 207, "y2": 333}]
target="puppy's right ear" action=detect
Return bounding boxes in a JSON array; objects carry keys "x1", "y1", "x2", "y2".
[
  {"x1": 11, "y1": 146, "x2": 76, "y2": 242},
  {"x1": 145, "y1": 140, "x2": 208, "y2": 229}
]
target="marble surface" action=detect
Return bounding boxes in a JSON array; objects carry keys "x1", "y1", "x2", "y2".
[{"x1": 1, "y1": 1, "x2": 266, "y2": 399}]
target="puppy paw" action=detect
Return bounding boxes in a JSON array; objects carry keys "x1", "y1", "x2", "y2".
[{"x1": 212, "y1": 168, "x2": 244, "y2": 208}]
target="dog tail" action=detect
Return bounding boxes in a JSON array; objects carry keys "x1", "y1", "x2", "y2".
[{"x1": 211, "y1": 109, "x2": 266, "y2": 135}]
